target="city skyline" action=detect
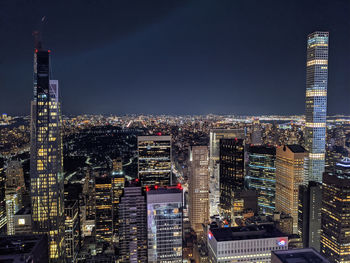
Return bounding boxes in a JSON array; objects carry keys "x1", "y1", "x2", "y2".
[{"x1": 1, "y1": 1, "x2": 350, "y2": 115}]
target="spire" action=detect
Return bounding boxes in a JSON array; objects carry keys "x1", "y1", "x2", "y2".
[{"x1": 33, "y1": 31, "x2": 42, "y2": 50}]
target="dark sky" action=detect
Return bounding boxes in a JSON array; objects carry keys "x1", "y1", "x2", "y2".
[{"x1": 1, "y1": 0, "x2": 350, "y2": 115}]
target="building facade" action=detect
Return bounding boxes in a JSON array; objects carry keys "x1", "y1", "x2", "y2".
[
  {"x1": 207, "y1": 224, "x2": 288, "y2": 263},
  {"x1": 321, "y1": 157, "x2": 350, "y2": 262},
  {"x1": 118, "y1": 186, "x2": 147, "y2": 263},
  {"x1": 298, "y1": 181, "x2": 322, "y2": 251},
  {"x1": 219, "y1": 138, "x2": 244, "y2": 221},
  {"x1": 30, "y1": 44, "x2": 65, "y2": 261},
  {"x1": 246, "y1": 145, "x2": 276, "y2": 216},
  {"x1": 5, "y1": 161, "x2": 25, "y2": 235},
  {"x1": 305, "y1": 31, "x2": 329, "y2": 183},
  {"x1": 209, "y1": 129, "x2": 245, "y2": 216},
  {"x1": 95, "y1": 175, "x2": 113, "y2": 243},
  {"x1": 275, "y1": 145, "x2": 307, "y2": 234},
  {"x1": 188, "y1": 146, "x2": 209, "y2": 233},
  {"x1": 147, "y1": 187, "x2": 183, "y2": 263},
  {"x1": 138, "y1": 136, "x2": 172, "y2": 187}
]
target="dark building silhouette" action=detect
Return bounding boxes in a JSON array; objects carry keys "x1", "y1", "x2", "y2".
[{"x1": 219, "y1": 138, "x2": 244, "y2": 220}]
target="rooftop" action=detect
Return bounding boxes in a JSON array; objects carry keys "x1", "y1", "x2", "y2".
[
  {"x1": 210, "y1": 224, "x2": 286, "y2": 242},
  {"x1": 285, "y1": 145, "x2": 306, "y2": 153},
  {"x1": 272, "y1": 248, "x2": 329, "y2": 263}
]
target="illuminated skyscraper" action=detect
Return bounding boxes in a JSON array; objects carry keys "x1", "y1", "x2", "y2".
[
  {"x1": 321, "y1": 157, "x2": 350, "y2": 262},
  {"x1": 275, "y1": 145, "x2": 308, "y2": 234},
  {"x1": 138, "y1": 135, "x2": 172, "y2": 187},
  {"x1": 111, "y1": 172, "x2": 125, "y2": 243},
  {"x1": 0, "y1": 175, "x2": 6, "y2": 233},
  {"x1": 246, "y1": 145, "x2": 276, "y2": 216},
  {"x1": 5, "y1": 161, "x2": 26, "y2": 235},
  {"x1": 30, "y1": 42, "x2": 65, "y2": 261},
  {"x1": 95, "y1": 175, "x2": 113, "y2": 243},
  {"x1": 188, "y1": 145, "x2": 209, "y2": 233},
  {"x1": 219, "y1": 138, "x2": 244, "y2": 221},
  {"x1": 147, "y1": 186, "x2": 183, "y2": 263},
  {"x1": 209, "y1": 129, "x2": 245, "y2": 216},
  {"x1": 119, "y1": 186, "x2": 147, "y2": 263},
  {"x1": 305, "y1": 31, "x2": 329, "y2": 183}
]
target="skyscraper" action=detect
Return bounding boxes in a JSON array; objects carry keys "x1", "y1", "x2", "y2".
[
  {"x1": 95, "y1": 175, "x2": 113, "y2": 243},
  {"x1": 188, "y1": 145, "x2": 209, "y2": 233},
  {"x1": 246, "y1": 145, "x2": 276, "y2": 216},
  {"x1": 119, "y1": 186, "x2": 147, "y2": 263},
  {"x1": 219, "y1": 138, "x2": 244, "y2": 221},
  {"x1": 321, "y1": 157, "x2": 350, "y2": 262},
  {"x1": 5, "y1": 161, "x2": 26, "y2": 235},
  {"x1": 147, "y1": 186, "x2": 183, "y2": 263},
  {"x1": 209, "y1": 129, "x2": 245, "y2": 216},
  {"x1": 275, "y1": 145, "x2": 307, "y2": 234},
  {"x1": 298, "y1": 181, "x2": 322, "y2": 251},
  {"x1": 111, "y1": 173, "x2": 125, "y2": 244},
  {"x1": 305, "y1": 31, "x2": 329, "y2": 183},
  {"x1": 30, "y1": 42, "x2": 65, "y2": 261},
  {"x1": 138, "y1": 135, "x2": 172, "y2": 187}
]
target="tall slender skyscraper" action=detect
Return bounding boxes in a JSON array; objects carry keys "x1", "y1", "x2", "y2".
[
  {"x1": 30, "y1": 42, "x2": 65, "y2": 261},
  {"x1": 305, "y1": 31, "x2": 329, "y2": 183},
  {"x1": 188, "y1": 145, "x2": 209, "y2": 233},
  {"x1": 219, "y1": 138, "x2": 244, "y2": 221},
  {"x1": 275, "y1": 145, "x2": 308, "y2": 234}
]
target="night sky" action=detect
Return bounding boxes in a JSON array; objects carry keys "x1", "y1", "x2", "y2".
[{"x1": 1, "y1": 0, "x2": 350, "y2": 115}]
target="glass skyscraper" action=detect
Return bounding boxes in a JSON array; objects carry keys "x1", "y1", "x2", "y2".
[
  {"x1": 305, "y1": 31, "x2": 329, "y2": 183},
  {"x1": 30, "y1": 44, "x2": 65, "y2": 261},
  {"x1": 147, "y1": 187, "x2": 183, "y2": 263},
  {"x1": 246, "y1": 145, "x2": 276, "y2": 216}
]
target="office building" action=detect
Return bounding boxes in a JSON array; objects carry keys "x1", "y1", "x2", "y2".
[
  {"x1": 138, "y1": 135, "x2": 172, "y2": 186},
  {"x1": 246, "y1": 145, "x2": 276, "y2": 216},
  {"x1": 65, "y1": 200, "x2": 79, "y2": 263},
  {"x1": 207, "y1": 224, "x2": 288, "y2": 263},
  {"x1": 305, "y1": 31, "x2": 329, "y2": 183},
  {"x1": 30, "y1": 42, "x2": 65, "y2": 261},
  {"x1": 321, "y1": 157, "x2": 350, "y2": 262},
  {"x1": 118, "y1": 186, "x2": 147, "y2": 263},
  {"x1": 219, "y1": 138, "x2": 244, "y2": 221},
  {"x1": 188, "y1": 145, "x2": 209, "y2": 233},
  {"x1": 147, "y1": 186, "x2": 183, "y2": 263},
  {"x1": 112, "y1": 173, "x2": 125, "y2": 243},
  {"x1": 275, "y1": 145, "x2": 307, "y2": 234},
  {"x1": 0, "y1": 235, "x2": 49, "y2": 263},
  {"x1": 5, "y1": 161, "x2": 26, "y2": 235},
  {"x1": 271, "y1": 248, "x2": 329, "y2": 263},
  {"x1": 14, "y1": 207, "x2": 32, "y2": 235},
  {"x1": 209, "y1": 129, "x2": 245, "y2": 216},
  {"x1": 0, "y1": 175, "x2": 5, "y2": 233},
  {"x1": 298, "y1": 181, "x2": 322, "y2": 251},
  {"x1": 95, "y1": 175, "x2": 113, "y2": 243}
]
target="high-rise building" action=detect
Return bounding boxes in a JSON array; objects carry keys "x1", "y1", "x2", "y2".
[
  {"x1": 5, "y1": 161, "x2": 26, "y2": 235},
  {"x1": 118, "y1": 186, "x2": 147, "y2": 263},
  {"x1": 275, "y1": 145, "x2": 307, "y2": 234},
  {"x1": 321, "y1": 157, "x2": 350, "y2": 262},
  {"x1": 246, "y1": 145, "x2": 276, "y2": 216},
  {"x1": 209, "y1": 129, "x2": 245, "y2": 216},
  {"x1": 64, "y1": 200, "x2": 79, "y2": 263},
  {"x1": 138, "y1": 135, "x2": 172, "y2": 187},
  {"x1": 298, "y1": 181, "x2": 322, "y2": 251},
  {"x1": 14, "y1": 207, "x2": 32, "y2": 235},
  {"x1": 111, "y1": 173, "x2": 124, "y2": 243},
  {"x1": 0, "y1": 175, "x2": 5, "y2": 234},
  {"x1": 207, "y1": 224, "x2": 288, "y2": 263},
  {"x1": 30, "y1": 42, "x2": 65, "y2": 261},
  {"x1": 305, "y1": 31, "x2": 329, "y2": 183},
  {"x1": 219, "y1": 138, "x2": 244, "y2": 221},
  {"x1": 147, "y1": 186, "x2": 183, "y2": 263},
  {"x1": 95, "y1": 175, "x2": 113, "y2": 243},
  {"x1": 188, "y1": 145, "x2": 209, "y2": 233}
]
